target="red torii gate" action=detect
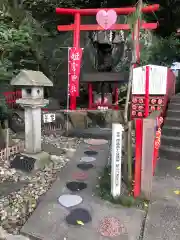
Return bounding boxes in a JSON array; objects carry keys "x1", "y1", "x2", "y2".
[{"x1": 56, "y1": 4, "x2": 159, "y2": 110}]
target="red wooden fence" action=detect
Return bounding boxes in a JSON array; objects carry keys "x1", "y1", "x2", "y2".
[{"x1": 3, "y1": 90, "x2": 22, "y2": 108}]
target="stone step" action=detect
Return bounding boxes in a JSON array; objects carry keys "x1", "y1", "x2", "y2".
[
  {"x1": 170, "y1": 94, "x2": 180, "y2": 101},
  {"x1": 166, "y1": 109, "x2": 180, "y2": 118},
  {"x1": 159, "y1": 145, "x2": 180, "y2": 161},
  {"x1": 170, "y1": 98, "x2": 180, "y2": 103},
  {"x1": 162, "y1": 126, "x2": 180, "y2": 138},
  {"x1": 164, "y1": 117, "x2": 180, "y2": 127},
  {"x1": 168, "y1": 102, "x2": 180, "y2": 110},
  {"x1": 161, "y1": 135, "x2": 180, "y2": 148},
  {"x1": 67, "y1": 127, "x2": 112, "y2": 140}
]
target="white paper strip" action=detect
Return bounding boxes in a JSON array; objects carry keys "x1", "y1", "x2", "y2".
[
  {"x1": 132, "y1": 66, "x2": 146, "y2": 94},
  {"x1": 149, "y1": 65, "x2": 167, "y2": 95}
]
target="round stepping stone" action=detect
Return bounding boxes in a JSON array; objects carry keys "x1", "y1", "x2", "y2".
[
  {"x1": 84, "y1": 139, "x2": 108, "y2": 145},
  {"x1": 66, "y1": 208, "x2": 92, "y2": 226},
  {"x1": 98, "y1": 217, "x2": 126, "y2": 237},
  {"x1": 58, "y1": 194, "x2": 83, "y2": 208},
  {"x1": 77, "y1": 163, "x2": 94, "y2": 170},
  {"x1": 84, "y1": 150, "x2": 98, "y2": 156},
  {"x1": 72, "y1": 172, "x2": 88, "y2": 180},
  {"x1": 66, "y1": 181, "x2": 87, "y2": 192},
  {"x1": 88, "y1": 145, "x2": 100, "y2": 150},
  {"x1": 80, "y1": 156, "x2": 96, "y2": 162}
]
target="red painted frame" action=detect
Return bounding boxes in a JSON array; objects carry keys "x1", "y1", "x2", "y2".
[
  {"x1": 134, "y1": 118, "x2": 143, "y2": 197},
  {"x1": 56, "y1": 4, "x2": 160, "y2": 110}
]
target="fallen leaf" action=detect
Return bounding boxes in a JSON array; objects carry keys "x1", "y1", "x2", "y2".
[
  {"x1": 174, "y1": 190, "x2": 180, "y2": 195},
  {"x1": 77, "y1": 220, "x2": 84, "y2": 225}
]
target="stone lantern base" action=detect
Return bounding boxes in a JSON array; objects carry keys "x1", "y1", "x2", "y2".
[{"x1": 21, "y1": 151, "x2": 50, "y2": 171}]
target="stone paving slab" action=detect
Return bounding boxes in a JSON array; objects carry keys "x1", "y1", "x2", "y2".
[
  {"x1": 155, "y1": 157, "x2": 180, "y2": 179},
  {"x1": 143, "y1": 157, "x2": 180, "y2": 240},
  {"x1": 150, "y1": 158, "x2": 180, "y2": 201},
  {"x1": 21, "y1": 139, "x2": 145, "y2": 240},
  {"x1": 143, "y1": 199, "x2": 180, "y2": 240},
  {"x1": 22, "y1": 198, "x2": 145, "y2": 240}
]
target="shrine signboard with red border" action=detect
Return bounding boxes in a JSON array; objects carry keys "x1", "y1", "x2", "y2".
[{"x1": 68, "y1": 47, "x2": 83, "y2": 97}]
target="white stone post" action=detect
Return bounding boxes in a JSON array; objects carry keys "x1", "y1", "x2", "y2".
[
  {"x1": 111, "y1": 123, "x2": 124, "y2": 198},
  {"x1": 24, "y1": 107, "x2": 41, "y2": 153}
]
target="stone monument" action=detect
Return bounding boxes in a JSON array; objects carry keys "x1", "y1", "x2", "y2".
[{"x1": 11, "y1": 70, "x2": 53, "y2": 169}]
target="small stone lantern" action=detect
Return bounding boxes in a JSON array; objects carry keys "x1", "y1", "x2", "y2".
[{"x1": 11, "y1": 70, "x2": 53, "y2": 155}]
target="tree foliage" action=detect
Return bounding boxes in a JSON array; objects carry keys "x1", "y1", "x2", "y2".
[
  {"x1": 140, "y1": 34, "x2": 180, "y2": 66},
  {"x1": 0, "y1": 0, "x2": 180, "y2": 84},
  {"x1": 0, "y1": 0, "x2": 51, "y2": 82}
]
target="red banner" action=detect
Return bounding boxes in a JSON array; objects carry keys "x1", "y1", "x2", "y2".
[{"x1": 68, "y1": 47, "x2": 83, "y2": 97}]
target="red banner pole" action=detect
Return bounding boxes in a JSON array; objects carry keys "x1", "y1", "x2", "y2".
[{"x1": 70, "y1": 13, "x2": 81, "y2": 110}]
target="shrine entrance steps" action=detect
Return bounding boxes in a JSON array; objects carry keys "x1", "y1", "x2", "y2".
[{"x1": 160, "y1": 93, "x2": 180, "y2": 160}]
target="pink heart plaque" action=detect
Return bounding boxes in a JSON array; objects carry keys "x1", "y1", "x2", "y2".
[{"x1": 96, "y1": 9, "x2": 117, "y2": 30}]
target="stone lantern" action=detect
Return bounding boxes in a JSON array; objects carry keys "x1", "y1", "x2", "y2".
[{"x1": 11, "y1": 70, "x2": 53, "y2": 168}]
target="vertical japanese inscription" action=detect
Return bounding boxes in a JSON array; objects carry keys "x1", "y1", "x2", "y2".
[
  {"x1": 68, "y1": 48, "x2": 83, "y2": 97},
  {"x1": 115, "y1": 131, "x2": 121, "y2": 187},
  {"x1": 111, "y1": 123, "x2": 123, "y2": 198}
]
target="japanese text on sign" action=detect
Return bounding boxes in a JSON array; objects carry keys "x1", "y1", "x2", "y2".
[
  {"x1": 70, "y1": 52, "x2": 80, "y2": 61},
  {"x1": 43, "y1": 113, "x2": 56, "y2": 123},
  {"x1": 68, "y1": 48, "x2": 83, "y2": 97},
  {"x1": 115, "y1": 132, "x2": 121, "y2": 186},
  {"x1": 111, "y1": 123, "x2": 124, "y2": 198}
]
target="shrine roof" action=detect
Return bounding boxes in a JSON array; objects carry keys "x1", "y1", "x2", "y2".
[{"x1": 11, "y1": 70, "x2": 53, "y2": 87}]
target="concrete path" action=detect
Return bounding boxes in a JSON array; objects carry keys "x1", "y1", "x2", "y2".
[
  {"x1": 21, "y1": 138, "x2": 145, "y2": 240},
  {"x1": 143, "y1": 158, "x2": 180, "y2": 240}
]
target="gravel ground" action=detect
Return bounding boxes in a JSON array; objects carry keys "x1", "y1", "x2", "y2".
[
  {"x1": 0, "y1": 134, "x2": 82, "y2": 239},
  {"x1": 0, "y1": 129, "x2": 136, "y2": 239}
]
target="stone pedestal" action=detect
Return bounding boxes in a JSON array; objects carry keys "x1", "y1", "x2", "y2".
[
  {"x1": 16, "y1": 98, "x2": 48, "y2": 158},
  {"x1": 24, "y1": 107, "x2": 41, "y2": 153},
  {"x1": 21, "y1": 151, "x2": 50, "y2": 171}
]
